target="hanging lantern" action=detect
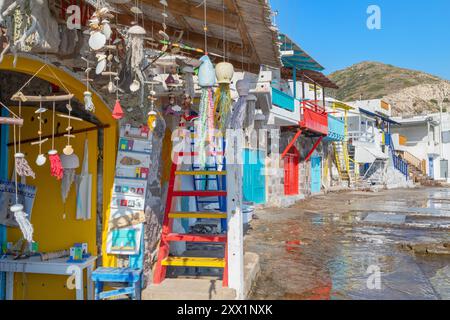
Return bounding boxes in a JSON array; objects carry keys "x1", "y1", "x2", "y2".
[
  {"x1": 216, "y1": 62, "x2": 234, "y2": 84},
  {"x1": 112, "y1": 99, "x2": 124, "y2": 120},
  {"x1": 214, "y1": 62, "x2": 235, "y2": 133}
]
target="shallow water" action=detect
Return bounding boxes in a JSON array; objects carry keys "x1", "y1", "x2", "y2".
[{"x1": 247, "y1": 188, "x2": 450, "y2": 300}]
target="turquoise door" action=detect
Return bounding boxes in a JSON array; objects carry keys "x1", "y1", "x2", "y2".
[
  {"x1": 311, "y1": 156, "x2": 322, "y2": 193},
  {"x1": 243, "y1": 149, "x2": 266, "y2": 204}
]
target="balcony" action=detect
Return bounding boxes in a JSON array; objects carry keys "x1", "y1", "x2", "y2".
[
  {"x1": 253, "y1": 85, "x2": 300, "y2": 127},
  {"x1": 325, "y1": 115, "x2": 345, "y2": 141},
  {"x1": 300, "y1": 100, "x2": 328, "y2": 136}
]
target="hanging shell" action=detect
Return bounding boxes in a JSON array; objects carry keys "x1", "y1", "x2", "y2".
[{"x1": 89, "y1": 31, "x2": 107, "y2": 51}]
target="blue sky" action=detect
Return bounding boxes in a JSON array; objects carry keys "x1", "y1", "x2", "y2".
[{"x1": 270, "y1": 0, "x2": 450, "y2": 79}]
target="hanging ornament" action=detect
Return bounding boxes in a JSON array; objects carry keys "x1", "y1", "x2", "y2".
[
  {"x1": 228, "y1": 78, "x2": 250, "y2": 130},
  {"x1": 49, "y1": 102, "x2": 63, "y2": 180},
  {"x1": 83, "y1": 57, "x2": 95, "y2": 112},
  {"x1": 214, "y1": 62, "x2": 234, "y2": 133},
  {"x1": 147, "y1": 82, "x2": 158, "y2": 132},
  {"x1": 10, "y1": 204, "x2": 33, "y2": 243},
  {"x1": 14, "y1": 101, "x2": 35, "y2": 179},
  {"x1": 58, "y1": 102, "x2": 83, "y2": 156},
  {"x1": 112, "y1": 99, "x2": 124, "y2": 120},
  {"x1": 128, "y1": 24, "x2": 146, "y2": 92},
  {"x1": 197, "y1": 55, "x2": 216, "y2": 168},
  {"x1": 60, "y1": 153, "x2": 80, "y2": 204},
  {"x1": 33, "y1": 102, "x2": 48, "y2": 167}
]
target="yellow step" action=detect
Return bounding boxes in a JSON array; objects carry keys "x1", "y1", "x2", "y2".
[
  {"x1": 175, "y1": 171, "x2": 226, "y2": 176},
  {"x1": 169, "y1": 212, "x2": 227, "y2": 219},
  {"x1": 162, "y1": 257, "x2": 225, "y2": 268}
]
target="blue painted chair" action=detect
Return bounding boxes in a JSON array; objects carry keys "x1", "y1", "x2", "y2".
[{"x1": 91, "y1": 267, "x2": 142, "y2": 300}]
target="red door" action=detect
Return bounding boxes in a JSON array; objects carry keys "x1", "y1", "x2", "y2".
[{"x1": 284, "y1": 147, "x2": 299, "y2": 195}]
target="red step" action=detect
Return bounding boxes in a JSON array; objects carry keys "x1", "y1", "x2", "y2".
[
  {"x1": 176, "y1": 151, "x2": 225, "y2": 157},
  {"x1": 172, "y1": 191, "x2": 227, "y2": 197},
  {"x1": 165, "y1": 233, "x2": 227, "y2": 243}
]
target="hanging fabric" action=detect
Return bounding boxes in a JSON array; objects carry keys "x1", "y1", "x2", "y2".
[{"x1": 76, "y1": 139, "x2": 92, "y2": 220}]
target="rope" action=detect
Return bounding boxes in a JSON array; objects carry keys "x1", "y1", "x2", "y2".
[
  {"x1": 18, "y1": 100, "x2": 21, "y2": 153},
  {"x1": 51, "y1": 101, "x2": 55, "y2": 150},
  {"x1": 0, "y1": 100, "x2": 20, "y2": 118},
  {"x1": 38, "y1": 101, "x2": 42, "y2": 155},
  {"x1": 13, "y1": 123, "x2": 18, "y2": 204}
]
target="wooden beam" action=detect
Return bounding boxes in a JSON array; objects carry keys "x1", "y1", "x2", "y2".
[
  {"x1": 223, "y1": 0, "x2": 258, "y2": 63},
  {"x1": 281, "y1": 130, "x2": 302, "y2": 159},
  {"x1": 115, "y1": 11, "x2": 252, "y2": 58},
  {"x1": 141, "y1": 0, "x2": 239, "y2": 29}
]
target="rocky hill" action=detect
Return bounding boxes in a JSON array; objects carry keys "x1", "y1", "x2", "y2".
[{"x1": 328, "y1": 61, "x2": 450, "y2": 116}]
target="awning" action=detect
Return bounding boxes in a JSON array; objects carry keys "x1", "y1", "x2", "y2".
[
  {"x1": 355, "y1": 145, "x2": 389, "y2": 163},
  {"x1": 278, "y1": 34, "x2": 324, "y2": 72},
  {"x1": 359, "y1": 108, "x2": 400, "y2": 125}
]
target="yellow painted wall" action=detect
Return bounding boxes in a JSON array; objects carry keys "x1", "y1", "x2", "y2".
[{"x1": 0, "y1": 55, "x2": 118, "y2": 299}]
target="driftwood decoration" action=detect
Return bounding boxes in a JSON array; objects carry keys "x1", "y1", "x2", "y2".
[
  {"x1": 11, "y1": 92, "x2": 75, "y2": 102},
  {"x1": 0, "y1": 116, "x2": 22, "y2": 125}
]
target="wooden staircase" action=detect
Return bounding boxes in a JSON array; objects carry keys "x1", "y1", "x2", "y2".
[
  {"x1": 333, "y1": 141, "x2": 352, "y2": 186},
  {"x1": 153, "y1": 151, "x2": 228, "y2": 286}
]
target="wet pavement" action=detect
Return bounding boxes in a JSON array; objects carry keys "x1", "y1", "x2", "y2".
[{"x1": 246, "y1": 188, "x2": 450, "y2": 300}]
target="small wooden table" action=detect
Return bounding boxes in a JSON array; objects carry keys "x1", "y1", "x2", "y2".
[{"x1": 0, "y1": 255, "x2": 96, "y2": 300}]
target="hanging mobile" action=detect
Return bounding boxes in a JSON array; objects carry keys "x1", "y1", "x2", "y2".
[
  {"x1": 0, "y1": 103, "x2": 32, "y2": 240},
  {"x1": 32, "y1": 101, "x2": 49, "y2": 166}
]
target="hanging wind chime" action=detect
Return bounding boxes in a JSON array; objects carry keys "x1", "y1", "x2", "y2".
[
  {"x1": 214, "y1": 0, "x2": 234, "y2": 133},
  {"x1": 147, "y1": 82, "x2": 158, "y2": 131},
  {"x1": 197, "y1": 0, "x2": 216, "y2": 167},
  {"x1": 32, "y1": 102, "x2": 48, "y2": 166},
  {"x1": 11, "y1": 63, "x2": 75, "y2": 180},
  {"x1": 1, "y1": 102, "x2": 33, "y2": 242}
]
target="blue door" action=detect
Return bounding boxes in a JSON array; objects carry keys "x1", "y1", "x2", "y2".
[
  {"x1": 311, "y1": 156, "x2": 322, "y2": 193},
  {"x1": 243, "y1": 149, "x2": 266, "y2": 204},
  {"x1": 429, "y1": 157, "x2": 434, "y2": 178}
]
